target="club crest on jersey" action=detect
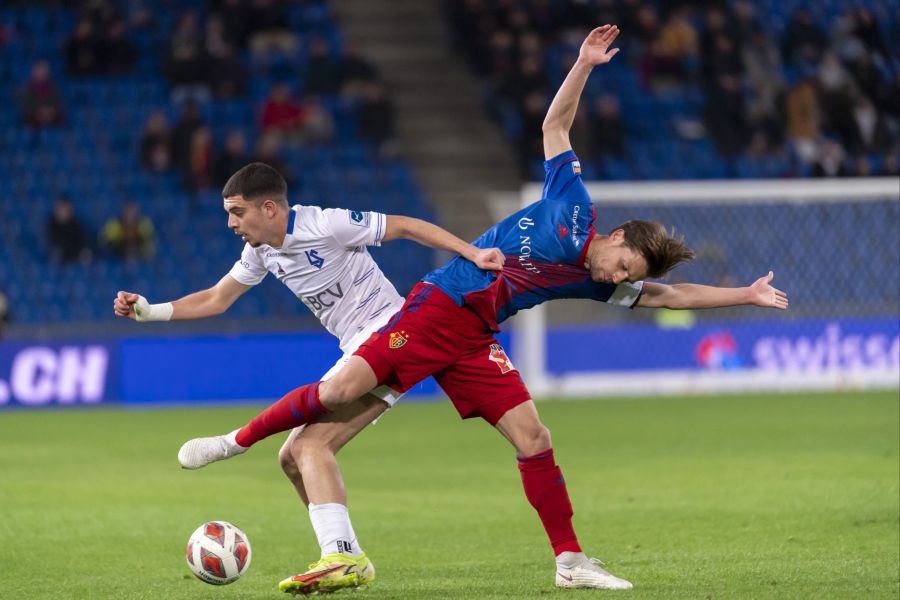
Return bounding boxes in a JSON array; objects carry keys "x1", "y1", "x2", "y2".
[
  {"x1": 572, "y1": 160, "x2": 581, "y2": 174},
  {"x1": 349, "y1": 210, "x2": 371, "y2": 227},
  {"x1": 305, "y1": 249, "x2": 324, "y2": 269},
  {"x1": 558, "y1": 223, "x2": 570, "y2": 239},
  {"x1": 488, "y1": 344, "x2": 515, "y2": 374},
  {"x1": 388, "y1": 330, "x2": 408, "y2": 349}
]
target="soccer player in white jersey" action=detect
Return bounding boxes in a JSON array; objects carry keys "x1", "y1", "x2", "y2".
[{"x1": 113, "y1": 162, "x2": 504, "y2": 594}]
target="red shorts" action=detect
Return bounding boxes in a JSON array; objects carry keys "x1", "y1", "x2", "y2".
[{"x1": 354, "y1": 282, "x2": 531, "y2": 425}]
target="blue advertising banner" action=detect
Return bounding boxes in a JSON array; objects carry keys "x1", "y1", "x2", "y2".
[
  {"x1": 545, "y1": 317, "x2": 900, "y2": 374},
  {"x1": 2, "y1": 318, "x2": 895, "y2": 408},
  {"x1": 0, "y1": 341, "x2": 117, "y2": 407},
  {"x1": 118, "y1": 331, "x2": 445, "y2": 404}
]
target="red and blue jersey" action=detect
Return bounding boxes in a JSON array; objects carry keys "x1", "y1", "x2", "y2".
[{"x1": 424, "y1": 150, "x2": 644, "y2": 331}]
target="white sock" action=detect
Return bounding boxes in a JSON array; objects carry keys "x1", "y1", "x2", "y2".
[
  {"x1": 556, "y1": 551, "x2": 587, "y2": 569},
  {"x1": 308, "y1": 502, "x2": 362, "y2": 556}
]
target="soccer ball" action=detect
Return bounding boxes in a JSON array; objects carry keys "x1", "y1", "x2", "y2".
[{"x1": 186, "y1": 521, "x2": 252, "y2": 585}]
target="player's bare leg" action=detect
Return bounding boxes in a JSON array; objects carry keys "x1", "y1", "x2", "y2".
[
  {"x1": 278, "y1": 392, "x2": 388, "y2": 505},
  {"x1": 178, "y1": 358, "x2": 381, "y2": 469},
  {"x1": 277, "y1": 394, "x2": 387, "y2": 595},
  {"x1": 495, "y1": 401, "x2": 633, "y2": 590}
]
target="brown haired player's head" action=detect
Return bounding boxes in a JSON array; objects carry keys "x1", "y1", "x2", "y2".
[{"x1": 583, "y1": 220, "x2": 695, "y2": 283}]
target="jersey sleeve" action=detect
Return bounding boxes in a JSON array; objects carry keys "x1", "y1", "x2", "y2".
[
  {"x1": 542, "y1": 149, "x2": 590, "y2": 205},
  {"x1": 228, "y1": 244, "x2": 268, "y2": 286},
  {"x1": 322, "y1": 208, "x2": 386, "y2": 248}
]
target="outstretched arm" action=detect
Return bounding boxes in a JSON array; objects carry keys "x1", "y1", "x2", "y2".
[
  {"x1": 636, "y1": 272, "x2": 789, "y2": 310},
  {"x1": 114, "y1": 274, "x2": 251, "y2": 322},
  {"x1": 383, "y1": 215, "x2": 504, "y2": 271},
  {"x1": 543, "y1": 24, "x2": 620, "y2": 160}
]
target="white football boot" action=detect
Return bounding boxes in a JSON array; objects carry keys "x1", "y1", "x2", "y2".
[
  {"x1": 555, "y1": 555, "x2": 633, "y2": 590},
  {"x1": 178, "y1": 429, "x2": 247, "y2": 469}
]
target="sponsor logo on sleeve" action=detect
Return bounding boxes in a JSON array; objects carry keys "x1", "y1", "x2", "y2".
[
  {"x1": 572, "y1": 160, "x2": 581, "y2": 174},
  {"x1": 349, "y1": 211, "x2": 371, "y2": 227}
]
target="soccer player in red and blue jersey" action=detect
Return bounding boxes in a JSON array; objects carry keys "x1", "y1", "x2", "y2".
[{"x1": 181, "y1": 25, "x2": 788, "y2": 592}]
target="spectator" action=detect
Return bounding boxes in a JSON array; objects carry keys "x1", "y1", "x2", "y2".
[
  {"x1": 645, "y1": 7, "x2": 698, "y2": 86},
  {"x1": 811, "y1": 139, "x2": 850, "y2": 177},
  {"x1": 742, "y1": 24, "x2": 786, "y2": 153},
  {"x1": 172, "y1": 100, "x2": 205, "y2": 175},
  {"x1": 80, "y1": 0, "x2": 121, "y2": 32},
  {"x1": 164, "y1": 12, "x2": 212, "y2": 106},
  {"x1": 496, "y1": 54, "x2": 548, "y2": 107},
  {"x1": 731, "y1": 0, "x2": 760, "y2": 47},
  {"x1": 65, "y1": 18, "x2": 103, "y2": 75},
  {"x1": 591, "y1": 94, "x2": 626, "y2": 158},
  {"x1": 186, "y1": 126, "x2": 215, "y2": 192},
  {"x1": 139, "y1": 111, "x2": 172, "y2": 172},
  {"x1": 204, "y1": 14, "x2": 247, "y2": 98},
  {"x1": 261, "y1": 83, "x2": 304, "y2": 133},
  {"x1": 852, "y1": 96, "x2": 892, "y2": 156},
  {"x1": 785, "y1": 77, "x2": 822, "y2": 164},
  {"x1": 100, "y1": 201, "x2": 155, "y2": 260},
  {"x1": 21, "y1": 60, "x2": 64, "y2": 127},
  {"x1": 848, "y1": 7, "x2": 888, "y2": 59},
  {"x1": 702, "y1": 30, "x2": 748, "y2": 159},
  {"x1": 211, "y1": 0, "x2": 248, "y2": 49},
  {"x1": 261, "y1": 83, "x2": 333, "y2": 145},
  {"x1": 303, "y1": 36, "x2": 343, "y2": 95},
  {"x1": 337, "y1": 43, "x2": 380, "y2": 96},
  {"x1": 215, "y1": 131, "x2": 251, "y2": 188},
  {"x1": 47, "y1": 196, "x2": 91, "y2": 264},
  {"x1": 103, "y1": 18, "x2": 138, "y2": 74},
  {"x1": 781, "y1": 8, "x2": 827, "y2": 67},
  {"x1": 298, "y1": 96, "x2": 335, "y2": 144},
  {"x1": 356, "y1": 81, "x2": 395, "y2": 151},
  {"x1": 517, "y1": 90, "x2": 548, "y2": 174},
  {"x1": 246, "y1": 0, "x2": 299, "y2": 62},
  {"x1": 568, "y1": 104, "x2": 594, "y2": 161}
]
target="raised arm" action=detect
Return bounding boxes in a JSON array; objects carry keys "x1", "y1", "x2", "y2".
[
  {"x1": 383, "y1": 215, "x2": 504, "y2": 271},
  {"x1": 543, "y1": 24, "x2": 620, "y2": 160},
  {"x1": 114, "y1": 274, "x2": 251, "y2": 322},
  {"x1": 636, "y1": 272, "x2": 789, "y2": 310}
]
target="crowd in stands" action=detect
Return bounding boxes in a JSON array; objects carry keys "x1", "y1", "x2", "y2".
[
  {"x1": 447, "y1": 0, "x2": 900, "y2": 179},
  {"x1": 12, "y1": 0, "x2": 400, "y2": 275}
]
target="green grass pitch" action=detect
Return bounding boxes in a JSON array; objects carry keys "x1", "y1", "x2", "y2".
[{"x1": 1, "y1": 391, "x2": 897, "y2": 599}]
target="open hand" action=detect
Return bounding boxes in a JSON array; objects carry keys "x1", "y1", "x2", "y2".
[
  {"x1": 473, "y1": 247, "x2": 505, "y2": 271},
  {"x1": 579, "y1": 25, "x2": 621, "y2": 66},
  {"x1": 749, "y1": 272, "x2": 788, "y2": 310}
]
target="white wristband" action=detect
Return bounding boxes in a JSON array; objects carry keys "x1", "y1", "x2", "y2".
[{"x1": 133, "y1": 296, "x2": 174, "y2": 322}]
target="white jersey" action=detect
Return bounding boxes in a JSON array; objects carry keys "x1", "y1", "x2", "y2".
[{"x1": 229, "y1": 205, "x2": 405, "y2": 353}]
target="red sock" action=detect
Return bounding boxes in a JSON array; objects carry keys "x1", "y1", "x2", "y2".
[
  {"x1": 235, "y1": 382, "x2": 327, "y2": 447},
  {"x1": 517, "y1": 449, "x2": 581, "y2": 556}
]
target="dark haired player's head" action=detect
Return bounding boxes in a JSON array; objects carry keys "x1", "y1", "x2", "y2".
[
  {"x1": 222, "y1": 162, "x2": 289, "y2": 206},
  {"x1": 222, "y1": 163, "x2": 291, "y2": 248},
  {"x1": 584, "y1": 219, "x2": 694, "y2": 284}
]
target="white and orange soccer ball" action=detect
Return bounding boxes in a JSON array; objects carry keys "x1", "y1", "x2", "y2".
[{"x1": 185, "y1": 521, "x2": 252, "y2": 585}]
